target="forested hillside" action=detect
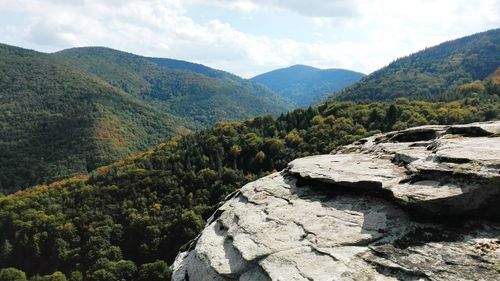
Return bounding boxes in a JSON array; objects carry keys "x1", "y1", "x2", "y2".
[
  {"x1": 0, "y1": 29, "x2": 499, "y2": 280},
  {"x1": 0, "y1": 44, "x2": 182, "y2": 193},
  {"x1": 0, "y1": 75, "x2": 498, "y2": 280},
  {"x1": 55, "y1": 47, "x2": 292, "y2": 127},
  {"x1": 335, "y1": 28, "x2": 500, "y2": 101},
  {"x1": 0, "y1": 44, "x2": 293, "y2": 193},
  {"x1": 252, "y1": 64, "x2": 364, "y2": 106},
  {"x1": 4, "y1": 28, "x2": 496, "y2": 193}
]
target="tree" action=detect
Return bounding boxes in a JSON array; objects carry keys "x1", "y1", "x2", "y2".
[
  {"x1": 113, "y1": 260, "x2": 137, "y2": 281},
  {"x1": 368, "y1": 108, "x2": 383, "y2": 129},
  {"x1": 86, "y1": 269, "x2": 115, "y2": 281},
  {"x1": 285, "y1": 130, "x2": 303, "y2": 146},
  {"x1": 68, "y1": 272, "x2": 82, "y2": 281},
  {"x1": 0, "y1": 268, "x2": 27, "y2": 281},
  {"x1": 32, "y1": 272, "x2": 67, "y2": 281},
  {"x1": 255, "y1": 151, "x2": 266, "y2": 163},
  {"x1": 230, "y1": 145, "x2": 242, "y2": 157},
  {"x1": 392, "y1": 121, "x2": 407, "y2": 131},
  {"x1": 137, "y1": 260, "x2": 171, "y2": 281},
  {"x1": 385, "y1": 104, "x2": 398, "y2": 128},
  {"x1": 0, "y1": 240, "x2": 12, "y2": 260},
  {"x1": 230, "y1": 145, "x2": 242, "y2": 169},
  {"x1": 86, "y1": 259, "x2": 136, "y2": 281}
]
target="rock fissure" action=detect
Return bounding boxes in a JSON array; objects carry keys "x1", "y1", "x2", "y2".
[{"x1": 365, "y1": 248, "x2": 431, "y2": 278}]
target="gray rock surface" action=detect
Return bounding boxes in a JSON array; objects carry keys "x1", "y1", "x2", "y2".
[{"x1": 172, "y1": 121, "x2": 500, "y2": 281}]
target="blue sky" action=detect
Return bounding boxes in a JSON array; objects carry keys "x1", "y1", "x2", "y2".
[{"x1": 0, "y1": 0, "x2": 498, "y2": 77}]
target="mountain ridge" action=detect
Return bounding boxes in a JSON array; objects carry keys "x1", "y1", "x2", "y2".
[
  {"x1": 0, "y1": 43, "x2": 294, "y2": 192},
  {"x1": 0, "y1": 42, "x2": 183, "y2": 192},
  {"x1": 54, "y1": 46, "x2": 293, "y2": 126},
  {"x1": 0, "y1": 29, "x2": 499, "y2": 280},
  {"x1": 334, "y1": 28, "x2": 500, "y2": 101},
  {"x1": 252, "y1": 64, "x2": 364, "y2": 106}
]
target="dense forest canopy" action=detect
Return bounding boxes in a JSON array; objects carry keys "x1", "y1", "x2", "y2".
[
  {"x1": 0, "y1": 44, "x2": 293, "y2": 193},
  {"x1": 0, "y1": 75, "x2": 498, "y2": 280},
  {"x1": 0, "y1": 44, "x2": 181, "y2": 194},
  {"x1": 0, "y1": 28, "x2": 499, "y2": 280},
  {"x1": 334, "y1": 28, "x2": 500, "y2": 101},
  {"x1": 3, "y1": 29, "x2": 498, "y2": 193},
  {"x1": 54, "y1": 47, "x2": 292, "y2": 127}
]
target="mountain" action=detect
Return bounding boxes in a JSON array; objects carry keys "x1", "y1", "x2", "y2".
[
  {"x1": 54, "y1": 47, "x2": 292, "y2": 127},
  {"x1": 334, "y1": 28, "x2": 500, "y2": 101},
  {"x1": 0, "y1": 30, "x2": 499, "y2": 280},
  {"x1": 0, "y1": 43, "x2": 181, "y2": 193},
  {"x1": 146, "y1": 57, "x2": 239, "y2": 80},
  {"x1": 0, "y1": 44, "x2": 293, "y2": 193},
  {"x1": 0, "y1": 88, "x2": 498, "y2": 279},
  {"x1": 252, "y1": 64, "x2": 364, "y2": 106},
  {"x1": 146, "y1": 56, "x2": 288, "y2": 110}
]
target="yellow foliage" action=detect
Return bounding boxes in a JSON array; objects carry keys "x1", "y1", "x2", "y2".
[
  {"x1": 311, "y1": 115, "x2": 325, "y2": 125},
  {"x1": 95, "y1": 165, "x2": 111, "y2": 175},
  {"x1": 202, "y1": 155, "x2": 210, "y2": 163},
  {"x1": 175, "y1": 126, "x2": 192, "y2": 135},
  {"x1": 245, "y1": 174, "x2": 255, "y2": 182},
  {"x1": 8, "y1": 175, "x2": 89, "y2": 198},
  {"x1": 458, "y1": 81, "x2": 485, "y2": 95},
  {"x1": 448, "y1": 101, "x2": 462, "y2": 108},
  {"x1": 437, "y1": 107, "x2": 449, "y2": 115},
  {"x1": 152, "y1": 203, "x2": 161, "y2": 211},
  {"x1": 285, "y1": 130, "x2": 303, "y2": 146},
  {"x1": 230, "y1": 145, "x2": 242, "y2": 156},
  {"x1": 255, "y1": 151, "x2": 266, "y2": 162}
]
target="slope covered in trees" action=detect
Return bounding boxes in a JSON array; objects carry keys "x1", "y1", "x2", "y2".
[
  {"x1": 0, "y1": 44, "x2": 294, "y2": 193},
  {"x1": 252, "y1": 64, "x2": 364, "y2": 106},
  {"x1": 55, "y1": 47, "x2": 292, "y2": 127},
  {"x1": 0, "y1": 28, "x2": 499, "y2": 280},
  {"x1": 0, "y1": 76, "x2": 498, "y2": 280},
  {"x1": 0, "y1": 43, "x2": 183, "y2": 193},
  {"x1": 334, "y1": 28, "x2": 500, "y2": 101}
]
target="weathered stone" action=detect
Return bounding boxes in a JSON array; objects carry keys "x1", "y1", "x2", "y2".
[
  {"x1": 172, "y1": 122, "x2": 500, "y2": 281},
  {"x1": 291, "y1": 123, "x2": 500, "y2": 218},
  {"x1": 432, "y1": 136, "x2": 500, "y2": 166},
  {"x1": 446, "y1": 121, "x2": 500, "y2": 136},
  {"x1": 383, "y1": 125, "x2": 446, "y2": 143}
]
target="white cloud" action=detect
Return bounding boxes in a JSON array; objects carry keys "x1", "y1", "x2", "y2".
[
  {"x1": 0, "y1": 0, "x2": 498, "y2": 77},
  {"x1": 196, "y1": 0, "x2": 360, "y2": 18}
]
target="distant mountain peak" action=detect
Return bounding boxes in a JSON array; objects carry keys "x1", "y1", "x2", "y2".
[
  {"x1": 252, "y1": 64, "x2": 364, "y2": 106},
  {"x1": 286, "y1": 64, "x2": 320, "y2": 70}
]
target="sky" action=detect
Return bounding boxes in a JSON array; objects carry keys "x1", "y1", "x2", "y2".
[{"x1": 0, "y1": 0, "x2": 498, "y2": 78}]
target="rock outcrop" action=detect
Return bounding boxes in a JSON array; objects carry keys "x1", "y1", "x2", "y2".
[{"x1": 172, "y1": 121, "x2": 500, "y2": 281}]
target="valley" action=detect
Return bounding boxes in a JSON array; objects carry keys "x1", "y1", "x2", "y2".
[{"x1": 0, "y1": 27, "x2": 498, "y2": 281}]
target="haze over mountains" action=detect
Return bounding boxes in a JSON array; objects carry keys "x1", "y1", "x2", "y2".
[
  {"x1": 0, "y1": 28, "x2": 498, "y2": 280},
  {"x1": 252, "y1": 65, "x2": 365, "y2": 106}
]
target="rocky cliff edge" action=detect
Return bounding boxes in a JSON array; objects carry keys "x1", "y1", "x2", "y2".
[{"x1": 172, "y1": 121, "x2": 500, "y2": 281}]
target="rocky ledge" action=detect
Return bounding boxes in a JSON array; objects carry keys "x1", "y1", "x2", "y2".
[{"x1": 172, "y1": 121, "x2": 500, "y2": 281}]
